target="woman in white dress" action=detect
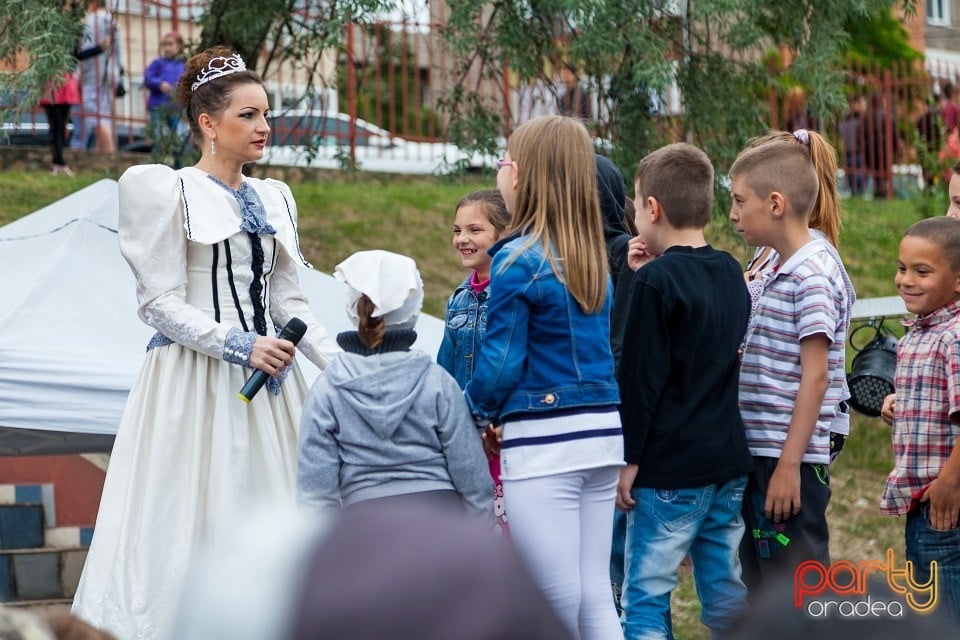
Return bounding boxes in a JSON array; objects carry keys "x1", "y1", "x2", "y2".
[{"x1": 71, "y1": 46, "x2": 340, "y2": 639}]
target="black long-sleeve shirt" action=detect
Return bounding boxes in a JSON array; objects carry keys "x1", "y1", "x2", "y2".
[{"x1": 618, "y1": 244, "x2": 753, "y2": 489}]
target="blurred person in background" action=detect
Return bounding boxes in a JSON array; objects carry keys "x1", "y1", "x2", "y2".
[
  {"x1": 556, "y1": 62, "x2": 593, "y2": 124},
  {"x1": 72, "y1": 0, "x2": 120, "y2": 153},
  {"x1": 39, "y1": 69, "x2": 80, "y2": 175},
  {"x1": 144, "y1": 31, "x2": 187, "y2": 164}
]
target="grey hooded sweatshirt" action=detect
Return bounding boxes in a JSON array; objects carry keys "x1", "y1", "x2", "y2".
[{"x1": 297, "y1": 331, "x2": 492, "y2": 519}]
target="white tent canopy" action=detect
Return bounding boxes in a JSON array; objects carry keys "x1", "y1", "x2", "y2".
[{"x1": 0, "y1": 179, "x2": 444, "y2": 455}]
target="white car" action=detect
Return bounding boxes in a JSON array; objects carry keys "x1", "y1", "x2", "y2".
[{"x1": 259, "y1": 110, "x2": 496, "y2": 175}]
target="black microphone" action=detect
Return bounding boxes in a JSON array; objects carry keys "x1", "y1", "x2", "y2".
[{"x1": 238, "y1": 317, "x2": 308, "y2": 403}]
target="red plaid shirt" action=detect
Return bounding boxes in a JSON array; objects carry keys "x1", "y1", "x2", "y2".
[{"x1": 881, "y1": 299, "x2": 960, "y2": 515}]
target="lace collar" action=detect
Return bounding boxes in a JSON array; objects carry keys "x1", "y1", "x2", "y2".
[{"x1": 207, "y1": 175, "x2": 277, "y2": 235}]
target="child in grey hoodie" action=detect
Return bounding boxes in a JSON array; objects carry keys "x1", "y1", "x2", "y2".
[{"x1": 297, "y1": 250, "x2": 492, "y2": 519}]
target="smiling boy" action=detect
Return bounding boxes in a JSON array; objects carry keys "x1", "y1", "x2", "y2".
[{"x1": 880, "y1": 216, "x2": 960, "y2": 623}]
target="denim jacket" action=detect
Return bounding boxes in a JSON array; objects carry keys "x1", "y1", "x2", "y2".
[
  {"x1": 464, "y1": 233, "x2": 620, "y2": 423},
  {"x1": 437, "y1": 277, "x2": 488, "y2": 389}
]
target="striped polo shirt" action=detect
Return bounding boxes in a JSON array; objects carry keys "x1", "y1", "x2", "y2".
[{"x1": 739, "y1": 238, "x2": 852, "y2": 464}]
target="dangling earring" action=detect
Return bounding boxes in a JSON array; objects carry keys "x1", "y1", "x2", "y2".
[{"x1": 210, "y1": 139, "x2": 216, "y2": 156}]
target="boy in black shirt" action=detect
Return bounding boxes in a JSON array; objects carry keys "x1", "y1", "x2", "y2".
[{"x1": 617, "y1": 142, "x2": 753, "y2": 639}]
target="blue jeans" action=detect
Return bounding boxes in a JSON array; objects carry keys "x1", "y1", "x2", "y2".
[
  {"x1": 844, "y1": 151, "x2": 864, "y2": 195},
  {"x1": 149, "y1": 106, "x2": 184, "y2": 140},
  {"x1": 611, "y1": 508, "x2": 627, "y2": 613},
  {"x1": 906, "y1": 503, "x2": 960, "y2": 624},
  {"x1": 149, "y1": 106, "x2": 187, "y2": 166},
  {"x1": 622, "y1": 477, "x2": 748, "y2": 640}
]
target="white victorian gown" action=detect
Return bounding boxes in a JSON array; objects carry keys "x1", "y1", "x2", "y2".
[{"x1": 71, "y1": 165, "x2": 339, "y2": 639}]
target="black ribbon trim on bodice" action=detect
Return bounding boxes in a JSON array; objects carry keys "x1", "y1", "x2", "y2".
[
  {"x1": 247, "y1": 232, "x2": 267, "y2": 336},
  {"x1": 204, "y1": 174, "x2": 276, "y2": 338}
]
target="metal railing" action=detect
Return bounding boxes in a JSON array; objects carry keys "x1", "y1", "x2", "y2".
[{"x1": 10, "y1": 1, "x2": 960, "y2": 184}]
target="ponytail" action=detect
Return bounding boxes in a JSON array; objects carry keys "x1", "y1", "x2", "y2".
[
  {"x1": 806, "y1": 130, "x2": 841, "y2": 247},
  {"x1": 356, "y1": 295, "x2": 386, "y2": 349}
]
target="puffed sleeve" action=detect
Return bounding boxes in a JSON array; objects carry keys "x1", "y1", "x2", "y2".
[
  {"x1": 263, "y1": 178, "x2": 340, "y2": 370},
  {"x1": 117, "y1": 164, "x2": 236, "y2": 360}
]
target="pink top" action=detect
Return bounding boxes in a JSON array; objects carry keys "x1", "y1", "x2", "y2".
[
  {"x1": 39, "y1": 72, "x2": 81, "y2": 106},
  {"x1": 469, "y1": 271, "x2": 490, "y2": 295}
]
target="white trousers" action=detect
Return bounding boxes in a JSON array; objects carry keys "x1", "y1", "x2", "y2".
[{"x1": 504, "y1": 466, "x2": 624, "y2": 640}]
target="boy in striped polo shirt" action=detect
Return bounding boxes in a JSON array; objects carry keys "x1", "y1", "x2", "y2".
[
  {"x1": 880, "y1": 216, "x2": 960, "y2": 623},
  {"x1": 728, "y1": 130, "x2": 853, "y2": 592}
]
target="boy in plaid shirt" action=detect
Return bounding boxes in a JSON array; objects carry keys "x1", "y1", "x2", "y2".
[{"x1": 881, "y1": 216, "x2": 960, "y2": 624}]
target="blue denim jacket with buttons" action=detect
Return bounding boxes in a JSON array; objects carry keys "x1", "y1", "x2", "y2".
[
  {"x1": 437, "y1": 276, "x2": 488, "y2": 388},
  {"x1": 464, "y1": 233, "x2": 620, "y2": 423}
]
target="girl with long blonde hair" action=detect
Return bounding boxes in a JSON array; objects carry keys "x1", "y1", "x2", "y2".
[{"x1": 465, "y1": 115, "x2": 624, "y2": 639}]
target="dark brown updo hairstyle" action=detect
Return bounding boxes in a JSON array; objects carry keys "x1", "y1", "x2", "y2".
[
  {"x1": 356, "y1": 295, "x2": 387, "y2": 349},
  {"x1": 175, "y1": 46, "x2": 265, "y2": 143}
]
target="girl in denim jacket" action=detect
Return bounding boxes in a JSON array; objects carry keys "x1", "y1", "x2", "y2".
[
  {"x1": 464, "y1": 116, "x2": 624, "y2": 640},
  {"x1": 438, "y1": 189, "x2": 512, "y2": 535}
]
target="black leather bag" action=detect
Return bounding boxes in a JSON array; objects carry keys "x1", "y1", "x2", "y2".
[{"x1": 115, "y1": 67, "x2": 126, "y2": 98}]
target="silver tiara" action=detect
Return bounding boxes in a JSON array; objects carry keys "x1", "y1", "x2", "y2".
[{"x1": 191, "y1": 53, "x2": 247, "y2": 91}]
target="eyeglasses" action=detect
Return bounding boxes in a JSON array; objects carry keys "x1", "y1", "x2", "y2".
[{"x1": 496, "y1": 159, "x2": 514, "y2": 169}]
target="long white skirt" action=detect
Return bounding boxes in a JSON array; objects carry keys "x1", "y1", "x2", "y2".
[{"x1": 71, "y1": 344, "x2": 308, "y2": 640}]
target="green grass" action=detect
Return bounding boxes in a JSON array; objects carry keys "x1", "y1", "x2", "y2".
[
  {"x1": 0, "y1": 167, "x2": 942, "y2": 636},
  {"x1": 0, "y1": 171, "x2": 107, "y2": 224},
  {"x1": 291, "y1": 176, "x2": 489, "y2": 317},
  {"x1": 0, "y1": 168, "x2": 488, "y2": 318}
]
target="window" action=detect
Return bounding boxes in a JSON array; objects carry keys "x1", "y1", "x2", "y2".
[{"x1": 928, "y1": 0, "x2": 951, "y2": 26}]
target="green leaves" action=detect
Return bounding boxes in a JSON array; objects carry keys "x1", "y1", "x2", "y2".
[
  {"x1": 0, "y1": 0, "x2": 915, "y2": 199},
  {"x1": 439, "y1": 0, "x2": 909, "y2": 209},
  {"x1": 0, "y1": 0, "x2": 83, "y2": 113}
]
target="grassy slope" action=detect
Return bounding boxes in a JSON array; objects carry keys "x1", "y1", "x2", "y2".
[{"x1": 0, "y1": 169, "x2": 933, "y2": 635}]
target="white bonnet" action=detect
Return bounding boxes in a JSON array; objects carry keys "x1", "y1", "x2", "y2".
[{"x1": 334, "y1": 250, "x2": 424, "y2": 330}]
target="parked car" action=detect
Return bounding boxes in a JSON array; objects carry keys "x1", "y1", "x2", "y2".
[
  {"x1": 67, "y1": 118, "x2": 150, "y2": 153},
  {"x1": 0, "y1": 108, "x2": 150, "y2": 153},
  {"x1": 259, "y1": 110, "x2": 497, "y2": 175},
  {"x1": 0, "y1": 107, "x2": 63, "y2": 147},
  {"x1": 114, "y1": 120, "x2": 151, "y2": 153}
]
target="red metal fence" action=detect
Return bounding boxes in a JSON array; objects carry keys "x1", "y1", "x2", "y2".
[
  {"x1": 768, "y1": 58, "x2": 960, "y2": 199},
  {"x1": 13, "y1": 1, "x2": 960, "y2": 187}
]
